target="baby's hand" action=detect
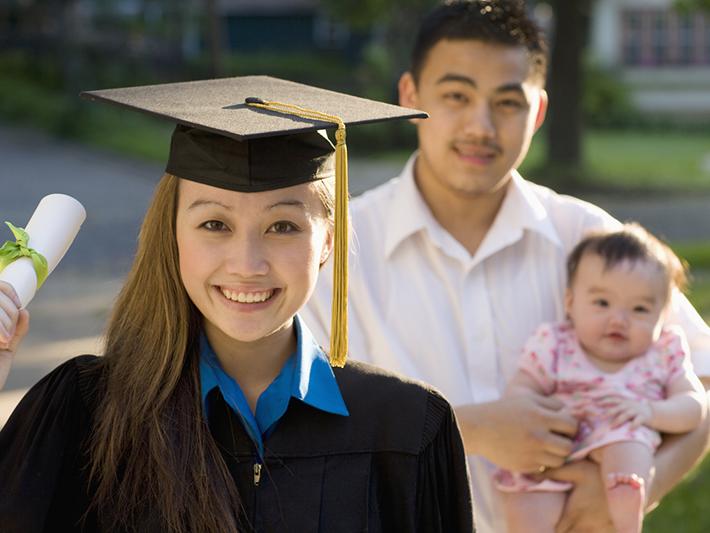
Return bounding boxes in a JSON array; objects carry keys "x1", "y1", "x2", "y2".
[{"x1": 603, "y1": 397, "x2": 653, "y2": 429}]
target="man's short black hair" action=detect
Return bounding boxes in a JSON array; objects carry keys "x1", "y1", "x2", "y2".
[{"x1": 410, "y1": 0, "x2": 548, "y2": 84}]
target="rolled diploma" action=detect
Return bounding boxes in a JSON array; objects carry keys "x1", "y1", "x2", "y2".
[{"x1": 0, "y1": 194, "x2": 86, "y2": 308}]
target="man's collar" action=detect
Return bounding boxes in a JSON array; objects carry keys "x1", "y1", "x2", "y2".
[
  {"x1": 383, "y1": 155, "x2": 562, "y2": 259},
  {"x1": 384, "y1": 152, "x2": 438, "y2": 258},
  {"x1": 491, "y1": 170, "x2": 562, "y2": 248}
]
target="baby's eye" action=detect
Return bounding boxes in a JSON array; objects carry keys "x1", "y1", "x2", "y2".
[
  {"x1": 593, "y1": 299, "x2": 609, "y2": 308},
  {"x1": 200, "y1": 220, "x2": 228, "y2": 232},
  {"x1": 268, "y1": 221, "x2": 300, "y2": 234},
  {"x1": 633, "y1": 305, "x2": 650, "y2": 314}
]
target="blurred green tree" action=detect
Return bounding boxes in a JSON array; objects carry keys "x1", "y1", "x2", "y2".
[
  {"x1": 319, "y1": 0, "x2": 436, "y2": 84},
  {"x1": 542, "y1": 0, "x2": 592, "y2": 188},
  {"x1": 676, "y1": 0, "x2": 710, "y2": 10}
]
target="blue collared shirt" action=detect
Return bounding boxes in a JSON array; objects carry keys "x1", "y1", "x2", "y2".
[{"x1": 199, "y1": 315, "x2": 349, "y2": 457}]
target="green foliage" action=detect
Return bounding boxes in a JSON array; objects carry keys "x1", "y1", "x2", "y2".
[
  {"x1": 0, "y1": 77, "x2": 68, "y2": 133},
  {"x1": 319, "y1": 0, "x2": 390, "y2": 29},
  {"x1": 673, "y1": 243, "x2": 710, "y2": 270},
  {"x1": 686, "y1": 270, "x2": 710, "y2": 319},
  {"x1": 320, "y1": 0, "x2": 435, "y2": 29},
  {"x1": 582, "y1": 62, "x2": 641, "y2": 129},
  {"x1": 675, "y1": 0, "x2": 710, "y2": 13},
  {"x1": 0, "y1": 53, "x2": 170, "y2": 161},
  {"x1": 209, "y1": 52, "x2": 352, "y2": 89}
]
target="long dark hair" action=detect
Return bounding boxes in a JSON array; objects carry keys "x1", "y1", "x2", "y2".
[{"x1": 89, "y1": 174, "x2": 240, "y2": 532}]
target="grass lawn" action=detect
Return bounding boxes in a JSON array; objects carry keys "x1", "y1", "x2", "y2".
[
  {"x1": 376, "y1": 128, "x2": 710, "y2": 193},
  {"x1": 519, "y1": 130, "x2": 710, "y2": 191}
]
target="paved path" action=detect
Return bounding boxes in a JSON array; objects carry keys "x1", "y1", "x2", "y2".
[{"x1": 1, "y1": 124, "x2": 709, "y2": 424}]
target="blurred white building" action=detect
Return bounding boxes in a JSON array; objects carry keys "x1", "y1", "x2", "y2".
[{"x1": 590, "y1": 0, "x2": 710, "y2": 118}]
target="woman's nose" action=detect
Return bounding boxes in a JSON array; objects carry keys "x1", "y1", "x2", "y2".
[{"x1": 224, "y1": 235, "x2": 269, "y2": 277}]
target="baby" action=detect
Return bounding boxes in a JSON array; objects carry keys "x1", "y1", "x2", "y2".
[{"x1": 494, "y1": 223, "x2": 706, "y2": 533}]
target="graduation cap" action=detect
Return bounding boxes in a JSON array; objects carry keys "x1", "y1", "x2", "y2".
[{"x1": 80, "y1": 75, "x2": 427, "y2": 367}]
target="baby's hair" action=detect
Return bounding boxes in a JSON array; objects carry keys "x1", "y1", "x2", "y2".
[{"x1": 566, "y1": 223, "x2": 688, "y2": 299}]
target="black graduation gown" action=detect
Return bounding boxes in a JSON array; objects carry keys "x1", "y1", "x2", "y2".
[{"x1": 0, "y1": 355, "x2": 474, "y2": 532}]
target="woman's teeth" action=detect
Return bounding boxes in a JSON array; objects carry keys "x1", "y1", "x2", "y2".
[{"x1": 221, "y1": 288, "x2": 274, "y2": 303}]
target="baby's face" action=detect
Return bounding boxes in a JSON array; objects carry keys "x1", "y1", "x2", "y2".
[{"x1": 565, "y1": 253, "x2": 668, "y2": 364}]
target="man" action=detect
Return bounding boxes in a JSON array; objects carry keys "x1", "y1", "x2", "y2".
[{"x1": 302, "y1": 2, "x2": 710, "y2": 532}]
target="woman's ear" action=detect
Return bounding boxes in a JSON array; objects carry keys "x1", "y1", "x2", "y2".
[{"x1": 320, "y1": 227, "x2": 334, "y2": 267}]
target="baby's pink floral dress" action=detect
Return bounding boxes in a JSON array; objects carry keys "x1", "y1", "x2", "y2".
[{"x1": 494, "y1": 321, "x2": 693, "y2": 493}]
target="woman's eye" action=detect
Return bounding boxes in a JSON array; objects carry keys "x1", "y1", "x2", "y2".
[
  {"x1": 200, "y1": 220, "x2": 228, "y2": 232},
  {"x1": 269, "y1": 221, "x2": 300, "y2": 234}
]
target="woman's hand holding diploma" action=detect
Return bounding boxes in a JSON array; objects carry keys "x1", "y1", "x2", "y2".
[
  {"x1": 0, "y1": 282, "x2": 29, "y2": 390},
  {"x1": 0, "y1": 193, "x2": 85, "y2": 390}
]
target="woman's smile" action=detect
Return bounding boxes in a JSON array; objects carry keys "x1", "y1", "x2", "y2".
[{"x1": 215, "y1": 286, "x2": 280, "y2": 311}]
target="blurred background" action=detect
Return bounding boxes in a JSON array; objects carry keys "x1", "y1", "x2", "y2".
[{"x1": 1, "y1": 1, "x2": 710, "y2": 529}]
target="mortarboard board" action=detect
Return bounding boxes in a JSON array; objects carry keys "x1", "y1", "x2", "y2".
[
  {"x1": 80, "y1": 76, "x2": 425, "y2": 192},
  {"x1": 80, "y1": 75, "x2": 427, "y2": 367}
]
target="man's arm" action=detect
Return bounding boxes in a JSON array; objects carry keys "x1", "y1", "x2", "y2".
[
  {"x1": 550, "y1": 382, "x2": 710, "y2": 533},
  {"x1": 646, "y1": 382, "x2": 710, "y2": 508}
]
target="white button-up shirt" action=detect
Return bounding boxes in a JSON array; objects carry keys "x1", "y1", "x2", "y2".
[{"x1": 302, "y1": 154, "x2": 710, "y2": 533}]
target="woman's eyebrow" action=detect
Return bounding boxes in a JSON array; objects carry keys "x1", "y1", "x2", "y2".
[
  {"x1": 187, "y1": 199, "x2": 233, "y2": 210},
  {"x1": 266, "y1": 200, "x2": 306, "y2": 210}
]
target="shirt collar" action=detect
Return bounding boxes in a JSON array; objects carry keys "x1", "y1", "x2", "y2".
[
  {"x1": 199, "y1": 315, "x2": 349, "y2": 418},
  {"x1": 290, "y1": 316, "x2": 349, "y2": 415},
  {"x1": 479, "y1": 170, "x2": 562, "y2": 254},
  {"x1": 383, "y1": 154, "x2": 562, "y2": 259},
  {"x1": 384, "y1": 152, "x2": 438, "y2": 258}
]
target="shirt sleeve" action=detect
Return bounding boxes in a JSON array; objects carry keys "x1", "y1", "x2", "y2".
[
  {"x1": 665, "y1": 289, "x2": 710, "y2": 379},
  {"x1": 657, "y1": 326, "x2": 695, "y2": 385},
  {"x1": 416, "y1": 391, "x2": 474, "y2": 533},
  {"x1": 0, "y1": 357, "x2": 95, "y2": 532},
  {"x1": 517, "y1": 323, "x2": 559, "y2": 394}
]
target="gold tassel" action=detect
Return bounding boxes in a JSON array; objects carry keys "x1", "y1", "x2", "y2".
[
  {"x1": 328, "y1": 126, "x2": 348, "y2": 367},
  {"x1": 245, "y1": 98, "x2": 349, "y2": 367}
]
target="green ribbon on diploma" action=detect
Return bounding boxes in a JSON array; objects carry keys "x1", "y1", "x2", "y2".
[{"x1": 0, "y1": 221, "x2": 49, "y2": 289}]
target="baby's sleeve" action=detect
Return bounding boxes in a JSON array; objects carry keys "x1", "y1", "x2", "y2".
[
  {"x1": 658, "y1": 326, "x2": 695, "y2": 385},
  {"x1": 517, "y1": 323, "x2": 559, "y2": 395}
]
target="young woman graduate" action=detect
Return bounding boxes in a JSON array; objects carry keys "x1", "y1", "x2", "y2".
[{"x1": 0, "y1": 77, "x2": 474, "y2": 533}]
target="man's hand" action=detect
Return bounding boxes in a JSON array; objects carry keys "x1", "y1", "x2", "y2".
[
  {"x1": 455, "y1": 392, "x2": 578, "y2": 472},
  {"x1": 0, "y1": 281, "x2": 29, "y2": 390},
  {"x1": 546, "y1": 460, "x2": 614, "y2": 533}
]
